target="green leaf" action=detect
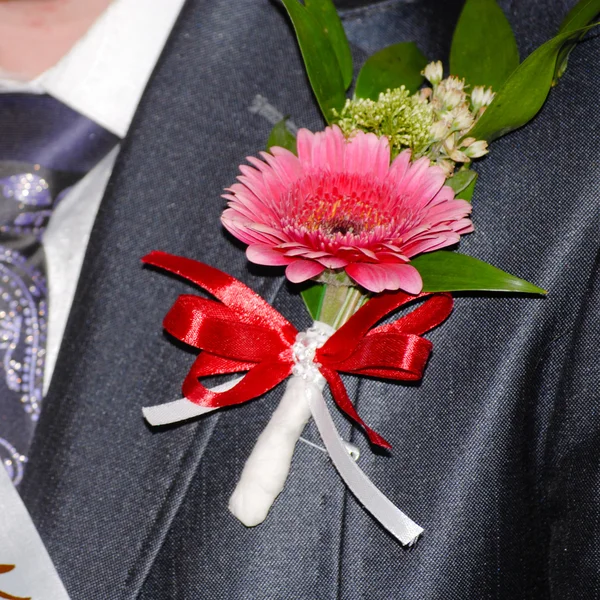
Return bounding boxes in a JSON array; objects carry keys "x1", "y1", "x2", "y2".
[
  {"x1": 266, "y1": 119, "x2": 297, "y2": 154},
  {"x1": 305, "y1": 0, "x2": 353, "y2": 90},
  {"x1": 354, "y1": 42, "x2": 428, "y2": 100},
  {"x1": 411, "y1": 251, "x2": 546, "y2": 294},
  {"x1": 450, "y1": 0, "x2": 519, "y2": 89},
  {"x1": 457, "y1": 173, "x2": 478, "y2": 202},
  {"x1": 445, "y1": 170, "x2": 477, "y2": 201},
  {"x1": 300, "y1": 283, "x2": 326, "y2": 320},
  {"x1": 469, "y1": 24, "x2": 597, "y2": 142},
  {"x1": 281, "y1": 0, "x2": 346, "y2": 123},
  {"x1": 554, "y1": 0, "x2": 600, "y2": 80}
]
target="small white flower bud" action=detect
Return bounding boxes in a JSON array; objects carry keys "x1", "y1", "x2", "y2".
[
  {"x1": 423, "y1": 61, "x2": 443, "y2": 85},
  {"x1": 449, "y1": 148, "x2": 470, "y2": 163},
  {"x1": 443, "y1": 76, "x2": 466, "y2": 92},
  {"x1": 430, "y1": 120, "x2": 450, "y2": 141},
  {"x1": 435, "y1": 85, "x2": 464, "y2": 110},
  {"x1": 450, "y1": 106, "x2": 474, "y2": 132},
  {"x1": 431, "y1": 97, "x2": 444, "y2": 113},
  {"x1": 463, "y1": 140, "x2": 489, "y2": 158},
  {"x1": 443, "y1": 135, "x2": 456, "y2": 152},
  {"x1": 470, "y1": 86, "x2": 495, "y2": 111}
]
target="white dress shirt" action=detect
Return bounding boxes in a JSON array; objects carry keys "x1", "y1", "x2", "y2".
[{"x1": 0, "y1": 0, "x2": 186, "y2": 394}]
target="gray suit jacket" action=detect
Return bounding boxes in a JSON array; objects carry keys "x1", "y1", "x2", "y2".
[{"x1": 21, "y1": 0, "x2": 600, "y2": 597}]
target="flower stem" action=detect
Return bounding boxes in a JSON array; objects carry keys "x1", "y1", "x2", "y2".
[
  {"x1": 319, "y1": 284, "x2": 369, "y2": 330},
  {"x1": 332, "y1": 286, "x2": 366, "y2": 329}
]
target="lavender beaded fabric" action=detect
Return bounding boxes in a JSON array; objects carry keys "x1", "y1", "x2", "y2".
[{"x1": 0, "y1": 94, "x2": 118, "y2": 484}]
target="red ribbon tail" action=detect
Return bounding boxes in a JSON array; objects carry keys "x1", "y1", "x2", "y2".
[{"x1": 320, "y1": 366, "x2": 392, "y2": 450}]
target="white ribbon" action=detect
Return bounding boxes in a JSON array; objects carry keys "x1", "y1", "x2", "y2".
[
  {"x1": 0, "y1": 464, "x2": 71, "y2": 599},
  {"x1": 143, "y1": 322, "x2": 423, "y2": 546}
]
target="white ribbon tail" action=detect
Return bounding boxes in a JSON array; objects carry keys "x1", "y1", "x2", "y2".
[
  {"x1": 305, "y1": 381, "x2": 423, "y2": 546},
  {"x1": 142, "y1": 376, "x2": 243, "y2": 425}
]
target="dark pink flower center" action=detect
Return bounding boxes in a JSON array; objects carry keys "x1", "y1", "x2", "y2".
[{"x1": 279, "y1": 171, "x2": 412, "y2": 249}]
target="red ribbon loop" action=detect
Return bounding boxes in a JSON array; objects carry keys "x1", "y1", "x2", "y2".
[
  {"x1": 165, "y1": 295, "x2": 289, "y2": 362},
  {"x1": 143, "y1": 251, "x2": 453, "y2": 449},
  {"x1": 327, "y1": 332, "x2": 431, "y2": 379}
]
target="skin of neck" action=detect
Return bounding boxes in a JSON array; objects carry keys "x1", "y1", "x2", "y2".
[{"x1": 0, "y1": 0, "x2": 113, "y2": 80}]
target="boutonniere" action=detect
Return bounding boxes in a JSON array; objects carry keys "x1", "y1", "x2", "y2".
[{"x1": 143, "y1": 0, "x2": 598, "y2": 545}]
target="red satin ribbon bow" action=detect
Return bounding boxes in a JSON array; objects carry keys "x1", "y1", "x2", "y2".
[{"x1": 143, "y1": 251, "x2": 453, "y2": 449}]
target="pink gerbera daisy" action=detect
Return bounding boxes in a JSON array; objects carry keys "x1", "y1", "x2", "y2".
[{"x1": 221, "y1": 125, "x2": 473, "y2": 294}]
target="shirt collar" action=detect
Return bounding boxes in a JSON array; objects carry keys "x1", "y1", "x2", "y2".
[{"x1": 0, "y1": 0, "x2": 185, "y2": 137}]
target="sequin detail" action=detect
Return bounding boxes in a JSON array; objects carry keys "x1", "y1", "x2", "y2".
[
  {"x1": 0, "y1": 437, "x2": 27, "y2": 485},
  {"x1": 0, "y1": 173, "x2": 54, "y2": 238},
  {"x1": 2, "y1": 173, "x2": 51, "y2": 206},
  {"x1": 0, "y1": 246, "x2": 46, "y2": 421}
]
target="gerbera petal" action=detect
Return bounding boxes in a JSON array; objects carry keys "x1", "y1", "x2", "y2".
[
  {"x1": 407, "y1": 233, "x2": 460, "y2": 255},
  {"x1": 279, "y1": 242, "x2": 306, "y2": 249},
  {"x1": 316, "y1": 256, "x2": 349, "y2": 269},
  {"x1": 387, "y1": 149, "x2": 412, "y2": 186},
  {"x1": 223, "y1": 189, "x2": 279, "y2": 223},
  {"x1": 285, "y1": 259, "x2": 326, "y2": 283},
  {"x1": 309, "y1": 129, "x2": 326, "y2": 169},
  {"x1": 345, "y1": 263, "x2": 388, "y2": 293},
  {"x1": 426, "y1": 199, "x2": 472, "y2": 221},
  {"x1": 384, "y1": 264, "x2": 423, "y2": 295},
  {"x1": 346, "y1": 262, "x2": 423, "y2": 294},
  {"x1": 247, "y1": 223, "x2": 290, "y2": 244},
  {"x1": 374, "y1": 251, "x2": 410, "y2": 263},
  {"x1": 451, "y1": 218, "x2": 475, "y2": 234},
  {"x1": 423, "y1": 185, "x2": 455, "y2": 209},
  {"x1": 302, "y1": 250, "x2": 332, "y2": 259},
  {"x1": 401, "y1": 235, "x2": 450, "y2": 257},
  {"x1": 398, "y1": 156, "x2": 433, "y2": 201},
  {"x1": 410, "y1": 169, "x2": 446, "y2": 205},
  {"x1": 221, "y1": 215, "x2": 266, "y2": 246},
  {"x1": 345, "y1": 131, "x2": 389, "y2": 178},
  {"x1": 355, "y1": 247, "x2": 378, "y2": 260},
  {"x1": 296, "y1": 128, "x2": 316, "y2": 166},
  {"x1": 382, "y1": 242, "x2": 404, "y2": 252},
  {"x1": 246, "y1": 244, "x2": 292, "y2": 266},
  {"x1": 260, "y1": 150, "x2": 303, "y2": 188},
  {"x1": 373, "y1": 135, "x2": 391, "y2": 181},
  {"x1": 324, "y1": 125, "x2": 346, "y2": 172},
  {"x1": 270, "y1": 146, "x2": 304, "y2": 178}
]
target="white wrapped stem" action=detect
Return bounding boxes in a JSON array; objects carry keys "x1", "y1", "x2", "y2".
[
  {"x1": 228, "y1": 376, "x2": 314, "y2": 526},
  {"x1": 228, "y1": 321, "x2": 333, "y2": 525}
]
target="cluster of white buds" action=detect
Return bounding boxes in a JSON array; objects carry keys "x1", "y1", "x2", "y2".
[
  {"x1": 333, "y1": 61, "x2": 495, "y2": 177},
  {"x1": 419, "y1": 61, "x2": 495, "y2": 175}
]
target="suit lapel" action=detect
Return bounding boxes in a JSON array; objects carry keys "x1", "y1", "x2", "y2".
[{"x1": 18, "y1": 0, "x2": 326, "y2": 596}]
